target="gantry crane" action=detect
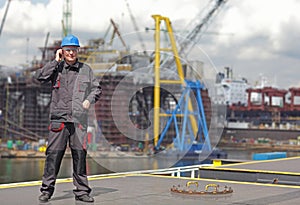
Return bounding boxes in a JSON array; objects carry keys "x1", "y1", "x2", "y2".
[
  {"x1": 152, "y1": 15, "x2": 211, "y2": 153},
  {"x1": 151, "y1": 0, "x2": 228, "y2": 154}
]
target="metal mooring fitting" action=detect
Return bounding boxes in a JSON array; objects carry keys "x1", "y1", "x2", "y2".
[{"x1": 170, "y1": 181, "x2": 233, "y2": 195}]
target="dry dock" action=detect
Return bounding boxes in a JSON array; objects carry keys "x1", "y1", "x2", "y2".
[{"x1": 1, "y1": 157, "x2": 300, "y2": 205}]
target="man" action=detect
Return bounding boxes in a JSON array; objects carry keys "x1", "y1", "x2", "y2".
[{"x1": 36, "y1": 34, "x2": 102, "y2": 203}]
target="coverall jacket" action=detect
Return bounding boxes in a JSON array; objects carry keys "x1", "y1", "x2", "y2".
[{"x1": 36, "y1": 59, "x2": 102, "y2": 197}]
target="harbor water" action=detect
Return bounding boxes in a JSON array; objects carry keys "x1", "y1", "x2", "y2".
[
  {"x1": 0, "y1": 156, "x2": 197, "y2": 184},
  {"x1": 1, "y1": 150, "x2": 300, "y2": 184},
  {"x1": 0, "y1": 150, "x2": 249, "y2": 184}
]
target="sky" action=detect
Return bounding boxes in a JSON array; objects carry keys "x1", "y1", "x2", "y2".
[{"x1": 0, "y1": 0, "x2": 300, "y2": 89}]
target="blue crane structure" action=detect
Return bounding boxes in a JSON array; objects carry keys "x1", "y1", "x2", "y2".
[
  {"x1": 152, "y1": 0, "x2": 227, "y2": 156},
  {"x1": 151, "y1": 15, "x2": 211, "y2": 155},
  {"x1": 155, "y1": 79, "x2": 211, "y2": 153}
]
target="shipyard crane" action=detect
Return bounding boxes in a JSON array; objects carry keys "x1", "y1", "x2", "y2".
[
  {"x1": 124, "y1": 0, "x2": 147, "y2": 53},
  {"x1": 100, "y1": 18, "x2": 128, "y2": 49},
  {"x1": 0, "y1": 0, "x2": 11, "y2": 37},
  {"x1": 151, "y1": 15, "x2": 211, "y2": 153},
  {"x1": 41, "y1": 32, "x2": 50, "y2": 62},
  {"x1": 109, "y1": 18, "x2": 128, "y2": 49},
  {"x1": 160, "y1": 0, "x2": 227, "y2": 68},
  {"x1": 62, "y1": 0, "x2": 72, "y2": 36},
  {"x1": 178, "y1": 0, "x2": 227, "y2": 56}
]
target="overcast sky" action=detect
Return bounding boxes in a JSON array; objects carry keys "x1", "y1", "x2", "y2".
[{"x1": 1, "y1": 0, "x2": 300, "y2": 89}]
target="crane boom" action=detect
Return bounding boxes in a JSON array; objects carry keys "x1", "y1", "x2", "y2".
[
  {"x1": 159, "y1": 0, "x2": 227, "y2": 69},
  {"x1": 178, "y1": 0, "x2": 227, "y2": 56},
  {"x1": 110, "y1": 18, "x2": 127, "y2": 49},
  {"x1": 124, "y1": 0, "x2": 147, "y2": 53},
  {"x1": 0, "y1": 0, "x2": 11, "y2": 37}
]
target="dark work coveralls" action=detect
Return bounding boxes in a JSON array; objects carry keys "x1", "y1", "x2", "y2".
[{"x1": 36, "y1": 59, "x2": 102, "y2": 197}]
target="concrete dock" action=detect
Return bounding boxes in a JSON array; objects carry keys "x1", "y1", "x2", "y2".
[
  {"x1": 200, "y1": 156, "x2": 300, "y2": 186},
  {"x1": 1, "y1": 157, "x2": 300, "y2": 204}
]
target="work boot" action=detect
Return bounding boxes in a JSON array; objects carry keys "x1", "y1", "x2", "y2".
[
  {"x1": 75, "y1": 194, "x2": 94, "y2": 203},
  {"x1": 38, "y1": 192, "x2": 51, "y2": 203}
]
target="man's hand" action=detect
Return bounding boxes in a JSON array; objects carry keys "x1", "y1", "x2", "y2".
[
  {"x1": 82, "y1": 100, "x2": 90, "y2": 110},
  {"x1": 55, "y1": 49, "x2": 63, "y2": 62}
]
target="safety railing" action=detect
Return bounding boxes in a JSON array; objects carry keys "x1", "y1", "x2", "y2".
[
  {"x1": 89, "y1": 164, "x2": 213, "y2": 179},
  {"x1": 149, "y1": 164, "x2": 212, "y2": 178}
]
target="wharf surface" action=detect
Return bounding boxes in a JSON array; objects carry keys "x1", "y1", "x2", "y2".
[{"x1": 1, "y1": 157, "x2": 300, "y2": 205}]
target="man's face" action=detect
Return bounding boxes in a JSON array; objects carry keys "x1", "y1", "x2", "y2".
[{"x1": 62, "y1": 46, "x2": 78, "y2": 65}]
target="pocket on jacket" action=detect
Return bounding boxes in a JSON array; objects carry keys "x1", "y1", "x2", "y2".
[
  {"x1": 49, "y1": 122, "x2": 65, "y2": 132},
  {"x1": 78, "y1": 81, "x2": 89, "y2": 92}
]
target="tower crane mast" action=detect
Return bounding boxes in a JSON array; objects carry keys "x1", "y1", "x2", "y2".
[{"x1": 62, "y1": 0, "x2": 72, "y2": 36}]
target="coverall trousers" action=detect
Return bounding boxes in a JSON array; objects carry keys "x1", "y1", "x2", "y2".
[{"x1": 40, "y1": 122, "x2": 91, "y2": 197}]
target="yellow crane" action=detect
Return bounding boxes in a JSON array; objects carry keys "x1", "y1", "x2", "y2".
[{"x1": 152, "y1": 15, "x2": 198, "y2": 147}]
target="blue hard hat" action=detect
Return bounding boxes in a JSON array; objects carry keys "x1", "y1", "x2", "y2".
[{"x1": 61, "y1": 34, "x2": 80, "y2": 47}]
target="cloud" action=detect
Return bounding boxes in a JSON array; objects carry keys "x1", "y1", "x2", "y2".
[
  {"x1": 0, "y1": 0, "x2": 300, "y2": 89},
  {"x1": 211, "y1": 0, "x2": 300, "y2": 88},
  {"x1": 274, "y1": 16, "x2": 300, "y2": 58}
]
